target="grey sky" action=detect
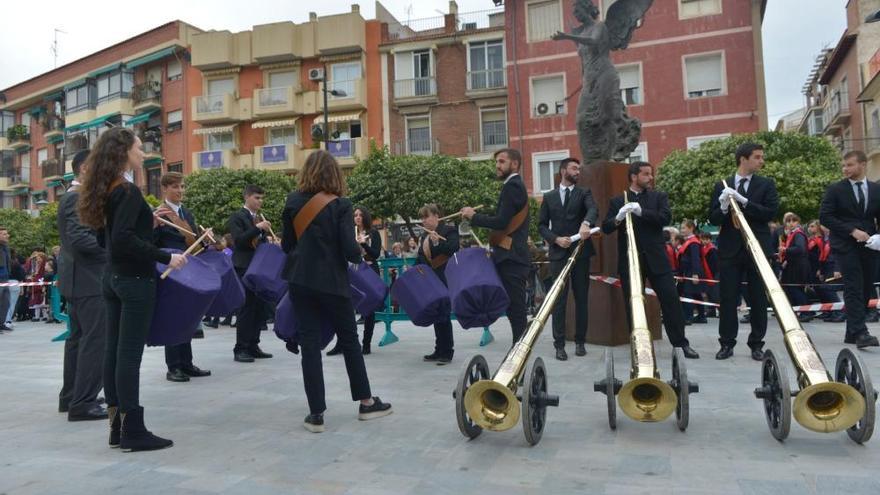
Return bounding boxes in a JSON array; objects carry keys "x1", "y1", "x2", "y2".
[{"x1": 0, "y1": 0, "x2": 849, "y2": 126}]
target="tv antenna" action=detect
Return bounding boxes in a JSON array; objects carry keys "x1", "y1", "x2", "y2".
[{"x1": 51, "y1": 28, "x2": 67, "y2": 68}]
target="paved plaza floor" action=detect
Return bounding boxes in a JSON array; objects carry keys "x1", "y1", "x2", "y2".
[{"x1": 0, "y1": 315, "x2": 879, "y2": 495}]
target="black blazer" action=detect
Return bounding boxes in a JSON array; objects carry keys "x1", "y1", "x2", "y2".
[
  {"x1": 471, "y1": 174, "x2": 530, "y2": 267},
  {"x1": 360, "y1": 229, "x2": 382, "y2": 273},
  {"x1": 416, "y1": 222, "x2": 460, "y2": 282},
  {"x1": 281, "y1": 192, "x2": 362, "y2": 297},
  {"x1": 153, "y1": 205, "x2": 196, "y2": 251},
  {"x1": 227, "y1": 207, "x2": 266, "y2": 270},
  {"x1": 819, "y1": 179, "x2": 880, "y2": 255},
  {"x1": 538, "y1": 185, "x2": 598, "y2": 261},
  {"x1": 708, "y1": 175, "x2": 779, "y2": 259},
  {"x1": 57, "y1": 187, "x2": 106, "y2": 298},
  {"x1": 602, "y1": 189, "x2": 674, "y2": 276}
]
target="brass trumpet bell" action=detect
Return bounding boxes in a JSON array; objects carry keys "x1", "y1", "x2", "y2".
[
  {"x1": 464, "y1": 379, "x2": 521, "y2": 431},
  {"x1": 618, "y1": 377, "x2": 678, "y2": 422},
  {"x1": 793, "y1": 382, "x2": 866, "y2": 433}
]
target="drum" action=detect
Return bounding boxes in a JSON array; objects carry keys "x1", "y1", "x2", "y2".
[
  {"x1": 444, "y1": 247, "x2": 509, "y2": 329},
  {"x1": 348, "y1": 262, "x2": 387, "y2": 314},
  {"x1": 198, "y1": 249, "x2": 245, "y2": 317},
  {"x1": 274, "y1": 291, "x2": 335, "y2": 349},
  {"x1": 390, "y1": 264, "x2": 451, "y2": 327},
  {"x1": 242, "y1": 243, "x2": 287, "y2": 303},
  {"x1": 148, "y1": 249, "x2": 222, "y2": 346}
]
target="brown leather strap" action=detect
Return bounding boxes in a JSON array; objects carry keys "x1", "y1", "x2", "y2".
[
  {"x1": 488, "y1": 204, "x2": 528, "y2": 250},
  {"x1": 422, "y1": 236, "x2": 449, "y2": 270},
  {"x1": 294, "y1": 192, "x2": 338, "y2": 239}
]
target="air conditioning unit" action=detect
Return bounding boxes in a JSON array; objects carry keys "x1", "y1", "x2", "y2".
[
  {"x1": 535, "y1": 102, "x2": 550, "y2": 115},
  {"x1": 308, "y1": 68, "x2": 325, "y2": 81}
]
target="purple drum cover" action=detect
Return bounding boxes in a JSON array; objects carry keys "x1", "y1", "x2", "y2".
[
  {"x1": 274, "y1": 291, "x2": 335, "y2": 349},
  {"x1": 444, "y1": 247, "x2": 509, "y2": 329},
  {"x1": 348, "y1": 262, "x2": 387, "y2": 314},
  {"x1": 242, "y1": 243, "x2": 287, "y2": 303},
  {"x1": 149, "y1": 250, "x2": 222, "y2": 346},
  {"x1": 198, "y1": 249, "x2": 245, "y2": 317},
  {"x1": 390, "y1": 264, "x2": 451, "y2": 327}
]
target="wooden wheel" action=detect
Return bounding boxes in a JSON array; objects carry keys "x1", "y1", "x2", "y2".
[
  {"x1": 836, "y1": 348, "x2": 876, "y2": 444},
  {"x1": 755, "y1": 349, "x2": 791, "y2": 442},
  {"x1": 454, "y1": 354, "x2": 490, "y2": 439},
  {"x1": 522, "y1": 357, "x2": 558, "y2": 446},
  {"x1": 604, "y1": 348, "x2": 618, "y2": 430},
  {"x1": 671, "y1": 348, "x2": 690, "y2": 431}
]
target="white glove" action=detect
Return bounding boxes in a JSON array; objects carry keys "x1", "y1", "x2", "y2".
[
  {"x1": 731, "y1": 190, "x2": 748, "y2": 205},
  {"x1": 866, "y1": 234, "x2": 880, "y2": 251},
  {"x1": 629, "y1": 202, "x2": 642, "y2": 217},
  {"x1": 615, "y1": 203, "x2": 632, "y2": 222},
  {"x1": 718, "y1": 189, "x2": 731, "y2": 212}
]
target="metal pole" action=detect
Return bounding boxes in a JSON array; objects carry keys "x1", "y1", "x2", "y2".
[{"x1": 322, "y1": 63, "x2": 329, "y2": 151}]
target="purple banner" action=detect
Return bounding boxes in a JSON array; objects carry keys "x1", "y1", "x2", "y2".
[
  {"x1": 262, "y1": 145, "x2": 287, "y2": 164},
  {"x1": 329, "y1": 139, "x2": 353, "y2": 158},
  {"x1": 199, "y1": 151, "x2": 223, "y2": 169}
]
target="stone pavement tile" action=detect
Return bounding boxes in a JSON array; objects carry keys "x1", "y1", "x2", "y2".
[
  {"x1": 814, "y1": 474, "x2": 880, "y2": 493},
  {"x1": 737, "y1": 478, "x2": 813, "y2": 495}
]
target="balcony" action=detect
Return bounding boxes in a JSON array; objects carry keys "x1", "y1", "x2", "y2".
[
  {"x1": 191, "y1": 30, "x2": 239, "y2": 70},
  {"x1": 466, "y1": 69, "x2": 506, "y2": 97},
  {"x1": 318, "y1": 79, "x2": 367, "y2": 112},
  {"x1": 467, "y1": 132, "x2": 508, "y2": 158},
  {"x1": 5, "y1": 125, "x2": 31, "y2": 151},
  {"x1": 393, "y1": 77, "x2": 438, "y2": 105},
  {"x1": 192, "y1": 149, "x2": 242, "y2": 171},
  {"x1": 142, "y1": 132, "x2": 162, "y2": 161},
  {"x1": 254, "y1": 143, "x2": 299, "y2": 171},
  {"x1": 192, "y1": 93, "x2": 241, "y2": 124},
  {"x1": 393, "y1": 138, "x2": 439, "y2": 156},
  {"x1": 253, "y1": 22, "x2": 299, "y2": 63},
  {"x1": 1, "y1": 169, "x2": 30, "y2": 191},
  {"x1": 824, "y1": 92, "x2": 851, "y2": 134},
  {"x1": 132, "y1": 81, "x2": 162, "y2": 112},
  {"x1": 42, "y1": 116, "x2": 65, "y2": 140},
  {"x1": 41, "y1": 158, "x2": 64, "y2": 181},
  {"x1": 315, "y1": 11, "x2": 366, "y2": 55},
  {"x1": 326, "y1": 137, "x2": 368, "y2": 167},
  {"x1": 253, "y1": 86, "x2": 303, "y2": 119}
]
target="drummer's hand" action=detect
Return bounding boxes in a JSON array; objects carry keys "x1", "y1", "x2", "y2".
[
  {"x1": 271, "y1": 236, "x2": 282, "y2": 245},
  {"x1": 168, "y1": 253, "x2": 188, "y2": 270},
  {"x1": 429, "y1": 231, "x2": 440, "y2": 243},
  {"x1": 357, "y1": 233, "x2": 369, "y2": 244},
  {"x1": 555, "y1": 237, "x2": 572, "y2": 248},
  {"x1": 461, "y1": 207, "x2": 476, "y2": 220},
  {"x1": 154, "y1": 205, "x2": 173, "y2": 218},
  {"x1": 579, "y1": 224, "x2": 591, "y2": 239},
  {"x1": 256, "y1": 220, "x2": 272, "y2": 232}
]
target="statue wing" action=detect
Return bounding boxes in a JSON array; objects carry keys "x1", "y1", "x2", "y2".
[{"x1": 605, "y1": 0, "x2": 653, "y2": 50}]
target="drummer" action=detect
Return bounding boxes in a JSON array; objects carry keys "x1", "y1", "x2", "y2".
[
  {"x1": 153, "y1": 172, "x2": 212, "y2": 383},
  {"x1": 416, "y1": 204, "x2": 460, "y2": 365}
]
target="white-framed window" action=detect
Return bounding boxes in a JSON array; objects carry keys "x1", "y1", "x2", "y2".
[
  {"x1": 206, "y1": 132, "x2": 235, "y2": 151},
  {"x1": 406, "y1": 115, "x2": 432, "y2": 155},
  {"x1": 21, "y1": 113, "x2": 31, "y2": 129},
  {"x1": 679, "y1": 0, "x2": 722, "y2": 19},
  {"x1": 330, "y1": 62, "x2": 361, "y2": 98},
  {"x1": 808, "y1": 109, "x2": 825, "y2": 136},
  {"x1": 686, "y1": 133, "x2": 731, "y2": 150},
  {"x1": 468, "y1": 39, "x2": 505, "y2": 90},
  {"x1": 480, "y1": 107, "x2": 508, "y2": 152},
  {"x1": 526, "y1": 0, "x2": 562, "y2": 43},
  {"x1": 37, "y1": 148, "x2": 48, "y2": 165},
  {"x1": 167, "y1": 110, "x2": 183, "y2": 131},
  {"x1": 618, "y1": 63, "x2": 642, "y2": 105},
  {"x1": 531, "y1": 74, "x2": 566, "y2": 117},
  {"x1": 269, "y1": 126, "x2": 298, "y2": 145},
  {"x1": 532, "y1": 150, "x2": 569, "y2": 194},
  {"x1": 394, "y1": 50, "x2": 435, "y2": 98},
  {"x1": 269, "y1": 70, "x2": 297, "y2": 89},
  {"x1": 683, "y1": 51, "x2": 725, "y2": 99},
  {"x1": 207, "y1": 78, "x2": 235, "y2": 96},
  {"x1": 20, "y1": 152, "x2": 31, "y2": 182},
  {"x1": 626, "y1": 142, "x2": 648, "y2": 163},
  {"x1": 97, "y1": 70, "x2": 134, "y2": 103},
  {"x1": 329, "y1": 119, "x2": 362, "y2": 140},
  {"x1": 167, "y1": 58, "x2": 182, "y2": 80}
]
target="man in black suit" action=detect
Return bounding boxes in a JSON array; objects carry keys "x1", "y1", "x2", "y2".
[
  {"x1": 227, "y1": 185, "x2": 275, "y2": 362},
  {"x1": 461, "y1": 148, "x2": 530, "y2": 343},
  {"x1": 416, "y1": 204, "x2": 460, "y2": 364},
  {"x1": 708, "y1": 142, "x2": 779, "y2": 361},
  {"x1": 603, "y1": 161, "x2": 699, "y2": 359},
  {"x1": 819, "y1": 150, "x2": 880, "y2": 348},
  {"x1": 57, "y1": 150, "x2": 108, "y2": 421},
  {"x1": 538, "y1": 157, "x2": 596, "y2": 360},
  {"x1": 153, "y1": 172, "x2": 212, "y2": 382}
]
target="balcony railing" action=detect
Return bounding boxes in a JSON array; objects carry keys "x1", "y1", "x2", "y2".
[
  {"x1": 393, "y1": 77, "x2": 437, "y2": 99},
  {"x1": 196, "y1": 94, "x2": 229, "y2": 114},
  {"x1": 143, "y1": 137, "x2": 162, "y2": 155},
  {"x1": 829, "y1": 92, "x2": 850, "y2": 120},
  {"x1": 259, "y1": 87, "x2": 293, "y2": 107},
  {"x1": 393, "y1": 138, "x2": 438, "y2": 156},
  {"x1": 132, "y1": 81, "x2": 162, "y2": 104},
  {"x1": 41, "y1": 159, "x2": 64, "y2": 179},
  {"x1": 467, "y1": 69, "x2": 505, "y2": 91},
  {"x1": 42, "y1": 116, "x2": 65, "y2": 134},
  {"x1": 384, "y1": 7, "x2": 504, "y2": 41}
]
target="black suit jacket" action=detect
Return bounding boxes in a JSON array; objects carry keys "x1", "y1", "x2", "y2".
[
  {"x1": 153, "y1": 205, "x2": 196, "y2": 251},
  {"x1": 819, "y1": 179, "x2": 880, "y2": 254},
  {"x1": 57, "y1": 187, "x2": 106, "y2": 298},
  {"x1": 708, "y1": 175, "x2": 779, "y2": 259},
  {"x1": 538, "y1": 185, "x2": 598, "y2": 261},
  {"x1": 602, "y1": 189, "x2": 674, "y2": 276},
  {"x1": 281, "y1": 192, "x2": 363, "y2": 297},
  {"x1": 227, "y1": 208, "x2": 266, "y2": 270},
  {"x1": 471, "y1": 174, "x2": 530, "y2": 267},
  {"x1": 416, "y1": 223, "x2": 460, "y2": 282}
]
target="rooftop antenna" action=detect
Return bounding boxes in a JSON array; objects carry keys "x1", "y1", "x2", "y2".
[
  {"x1": 405, "y1": 4, "x2": 413, "y2": 25},
  {"x1": 51, "y1": 28, "x2": 66, "y2": 68}
]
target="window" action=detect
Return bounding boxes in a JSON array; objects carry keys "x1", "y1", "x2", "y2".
[
  {"x1": 330, "y1": 62, "x2": 361, "y2": 98},
  {"x1": 406, "y1": 116, "x2": 431, "y2": 154},
  {"x1": 686, "y1": 133, "x2": 730, "y2": 150},
  {"x1": 167, "y1": 110, "x2": 183, "y2": 131},
  {"x1": 37, "y1": 148, "x2": 47, "y2": 165},
  {"x1": 21, "y1": 113, "x2": 31, "y2": 129},
  {"x1": 394, "y1": 51, "x2": 435, "y2": 98},
  {"x1": 808, "y1": 109, "x2": 824, "y2": 136},
  {"x1": 268, "y1": 70, "x2": 297, "y2": 89},
  {"x1": 269, "y1": 126, "x2": 297, "y2": 145},
  {"x1": 532, "y1": 150, "x2": 568, "y2": 194},
  {"x1": 480, "y1": 108, "x2": 507, "y2": 151},
  {"x1": 167, "y1": 59, "x2": 182, "y2": 80},
  {"x1": 843, "y1": 128, "x2": 853, "y2": 154},
  {"x1": 625, "y1": 142, "x2": 648, "y2": 163},
  {"x1": 618, "y1": 64, "x2": 642, "y2": 105},
  {"x1": 167, "y1": 162, "x2": 183, "y2": 173},
  {"x1": 65, "y1": 83, "x2": 96, "y2": 112},
  {"x1": 1, "y1": 111, "x2": 14, "y2": 136},
  {"x1": 97, "y1": 71, "x2": 133, "y2": 103},
  {"x1": 679, "y1": 0, "x2": 722, "y2": 19},
  {"x1": 531, "y1": 75, "x2": 566, "y2": 116},
  {"x1": 412, "y1": 51, "x2": 432, "y2": 96},
  {"x1": 330, "y1": 120, "x2": 362, "y2": 140},
  {"x1": 206, "y1": 132, "x2": 234, "y2": 151},
  {"x1": 684, "y1": 52, "x2": 724, "y2": 98},
  {"x1": 146, "y1": 166, "x2": 162, "y2": 198},
  {"x1": 527, "y1": 0, "x2": 562, "y2": 42},
  {"x1": 207, "y1": 78, "x2": 235, "y2": 99},
  {"x1": 469, "y1": 40, "x2": 505, "y2": 90},
  {"x1": 20, "y1": 153, "x2": 30, "y2": 182}
]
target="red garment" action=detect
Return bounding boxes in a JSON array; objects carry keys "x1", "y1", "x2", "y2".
[
  {"x1": 700, "y1": 242, "x2": 716, "y2": 280},
  {"x1": 820, "y1": 236, "x2": 831, "y2": 263},
  {"x1": 665, "y1": 243, "x2": 678, "y2": 271},
  {"x1": 678, "y1": 236, "x2": 711, "y2": 280},
  {"x1": 780, "y1": 227, "x2": 806, "y2": 263},
  {"x1": 25, "y1": 256, "x2": 47, "y2": 307}
]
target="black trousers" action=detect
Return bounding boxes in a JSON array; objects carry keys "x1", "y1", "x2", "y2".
[
  {"x1": 682, "y1": 281, "x2": 705, "y2": 321},
  {"x1": 290, "y1": 285, "x2": 372, "y2": 415},
  {"x1": 102, "y1": 273, "x2": 157, "y2": 413},
  {"x1": 718, "y1": 250, "x2": 767, "y2": 350},
  {"x1": 837, "y1": 247, "x2": 878, "y2": 339},
  {"x1": 59, "y1": 295, "x2": 106, "y2": 412},
  {"x1": 621, "y1": 267, "x2": 690, "y2": 348},
  {"x1": 0, "y1": 286, "x2": 9, "y2": 324},
  {"x1": 165, "y1": 342, "x2": 193, "y2": 370},
  {"x1": 234, "y1": 268, "x2": 265, "y2": 353},
  {"x1": 497, "y1": 260, "x2": 529, "y2": 343},
  {"x1": 550, "y1": 255, "x2": 589, "y2": 348}
]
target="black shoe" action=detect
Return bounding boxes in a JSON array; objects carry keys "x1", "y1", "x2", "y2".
[
  {"x1": 358, "y1": 397, "x2": 393, "y2": 420},
  {"x1": 59, "y1": 401, "x2": 69, "y2": 413},
  {"x1": 825, "y1": 312, "x2": 846, "y2": 323},
  {"x1": 683, "y1": 320, "x2": 692, "y2": 326},
  {"x1": 304, "y1": 413, "x2": 325, "y2": 433},
  {"x1": 855, "y1": 333, "x2": 880, "y2": 348},
  {"x1": 693, "y1": 317, "x2": 708, "y2": 324},
  {"x1": 0, "y1": 324, "x2": 12, "y2": 332},
  {"x1": 193, "y1": 329, "x2": 205, "y2": 339},
  {"x1": 362, "y1": 343, "x2": 371, "y2": 355},
  {"x1": 68, "y1": 404, "x2": 108, "y2": 422},
  {"x1": 326, "y1": 345, "x2": 343, "y2": 356},
  {"x1": 680, "y1": 346, "x2": 700, "y2": 359},
  {"x1": 108, "y1": 406, "x2": 120, "y2": 448},
  {"x1": 751, "y1": 348, "x2": 764, "y2": 361},
  {"x1": 555, "y1": 348, "x2": 568, "y2": 361},
  {"x1": 181, "y1": 365, "x2": 211, "y2": 377},
  {"x1": 234, "y1": 351, "x2": 255, "y2": 363},
  {"x1": 797, "y1": 313, "x2": 814, "y2": 323},
  {"x1": 119, "y1": 407, "x2": 173, "y2": 452},
  {"x1": 251, "y1": 346, "x2": 273, "y2": 359},
  {"x1": 575, "y1": 344, "x2": 586, "y2": 356},
  {"x1": 423, "y1": 352, "x2": 440, "y2": 362},
  {"x1": 166, "y1": 368, "x2": 190, "y2": 382},
  {"x1": 715, "y1": 346, "x2": 734, "y2": 360},
  {"x1": 285, "y1": 341, "x2": 300, "y2": 354}
]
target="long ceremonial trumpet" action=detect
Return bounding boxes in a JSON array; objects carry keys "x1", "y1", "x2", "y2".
[{"x1": 723, "y1": 180, "x2": 875, "y2": 443}]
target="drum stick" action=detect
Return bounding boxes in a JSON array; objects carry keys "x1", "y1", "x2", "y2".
[
  {"x1": 160, "y1": 229, "x2": 213, "y2": 280},
  {"x1": 154, "y1": 215, "x2": 196, "y2": 237},
  {"x1": 198, "y1": 224, "x2": 217, "y2": 244},
  {"x1": 260, "y1": 214, "x2": 278, "y2": 240},
  {"x1": 424, "y1": 228, "x2": 447, "y2": 241},
  {"x1": 439, "y1": 205, "x2": 483, "y2": 222}
]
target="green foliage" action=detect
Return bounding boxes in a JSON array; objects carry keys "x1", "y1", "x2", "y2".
[
  {"x1": 0, "y1": 209, "x2": 43, "y2": 254},
  {"x1": 143, "y1": 194, "x2": 161, "y2": 208},
  {"x1": 36, "y1": 201, "x2": 60, "y2": 249},
  {"x1": 656, "y1": 131, "x2": 841, "y2": 225},
  {"x1": 183, "y1": 168, "x2": 297, "y2": 235}
]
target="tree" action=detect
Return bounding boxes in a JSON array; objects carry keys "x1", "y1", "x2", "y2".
[
  {"x1": 656, "y1": 131, "x2": 842, "y2": 225},
  {"x1": 35, "y1": 201, "x2": 60, "y2": 249},
  {"x1": 0, "y1": 209, "x2": 44, "y2": 254}
]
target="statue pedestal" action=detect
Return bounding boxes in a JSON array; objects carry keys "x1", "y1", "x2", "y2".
[{"x1": 564, "y1": 161, "x2": 662, "y2": 346}]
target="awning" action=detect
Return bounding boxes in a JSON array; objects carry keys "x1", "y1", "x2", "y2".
[
  {"x1": 325, "y1": 112, "x2": 362, "y2": 123},
  {"x1": 43, "y1": 91, "x2": 64, "y2": 102},
  {"x1": 29, "y1": 106, "x2": 46, "y2": 116},
  {"x1": 89, "y1": 62, "x2": 123, "y2": 78},
  {"x1": 251, "y1": 118, "x2": 299, "y2": 129},
  {"x1": 194, "y1": 124, "x2": 236, "y2": 135},
  {"x1": 124, "y1": 109, "x2": 159, "y2": 126},
  {"x1": 126, "y1": 47, "x2": 178, "y2": 69},
  {"x1": 46, "y1": 180, "x2": 63, "y2": 188},
  {"x1": 63, "y1": 79, "x2": 88, "y2": 91},
  {"x1": 11, "y1": 188, "x2": 30, "y2": 196},
  {"x1": 81, "y1": 113, "x2": 119, "y2": 130},
  {"x1": 47, "y1": 135, "x2": 64, "y2": 144},
  {"x1": 143, "y1": 157, "x2": 163, "y2": 167},
  {"x1": 62, "y1": 172, "x2": 75, "y2": 181},
  {"x1": 64, "y1": 123, "x2": 84, "y2": 134}
]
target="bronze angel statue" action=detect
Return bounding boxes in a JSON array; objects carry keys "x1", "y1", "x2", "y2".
[{"x1": 552, "y1": 0, "x2": 653, "y2": 163}]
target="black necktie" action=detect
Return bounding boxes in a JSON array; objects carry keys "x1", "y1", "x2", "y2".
[
  {"x1": 856, "y1": 181, "x2": 866, "y2": 214},
  {"x1": 563, "y1": 187, "x2": 569, "y2": 207},
  {"x1": 737, "y1": 178, "x2": 748, "y2": 195}
]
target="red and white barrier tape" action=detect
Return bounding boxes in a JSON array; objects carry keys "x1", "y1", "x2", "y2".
[{"x1": 0, "y1": 280, "x2": 56, "y2": 287}]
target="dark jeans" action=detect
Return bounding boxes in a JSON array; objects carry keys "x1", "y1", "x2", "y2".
[
  {"x1": 718, "y1": 251, "x2": 767, "y2": 350},
  {"x1": 0, "y1": 286, "x2": 9, "y2": 324},
  {"x1": 102, "y1": 273, "x2": 157, "y2": 413},
  {"x1": 291, "y1": 285, "x2": 372, "y2": 415},
  {"x1": 837, "y1": 247, "x2": 879, "y2": 339},
  {"x1": 234, "y1": 268, "x2": 265, "y2": 353},
  {"x1": 550, "y1": 255, "x2": 589, "y2": 348},
  {"x1": 60, "y1": 295, "x2": 106, "y2": 412},
  {"x1": 433, "y1": 320, "x2": 454, "y2": 357},
  {"x1": 621, "y1": 267, "x2": 690, "y2": 348},
  {"x1": 497, "y1": 261, "x2": 529, "y2": 343},
  {"x1": 362, "y1": 312, "x2": 376, "y2": 345},
  {"x1": 165, "y1": 342, "x2": 193, "y2": 370}
]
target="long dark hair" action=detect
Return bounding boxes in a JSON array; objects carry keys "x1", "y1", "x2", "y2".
[
  {"x1": 354, "y1": 205, "x2": 372, "y2": 233},
  {"x1": 77, "y1": 127, "x2": 137, "y2": 229}
]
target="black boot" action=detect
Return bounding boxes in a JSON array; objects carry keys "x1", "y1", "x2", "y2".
[
  {"x1": 108, "y1": 406, "x2": 120, "y2": 448},
  {"x1": 119, "y1": 407, "x2": 173, "y2": 452}
]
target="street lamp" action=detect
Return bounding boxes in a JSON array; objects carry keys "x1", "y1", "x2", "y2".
[{"x1": 321, "y1": 63, "x2": 347, "y2": 151}]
